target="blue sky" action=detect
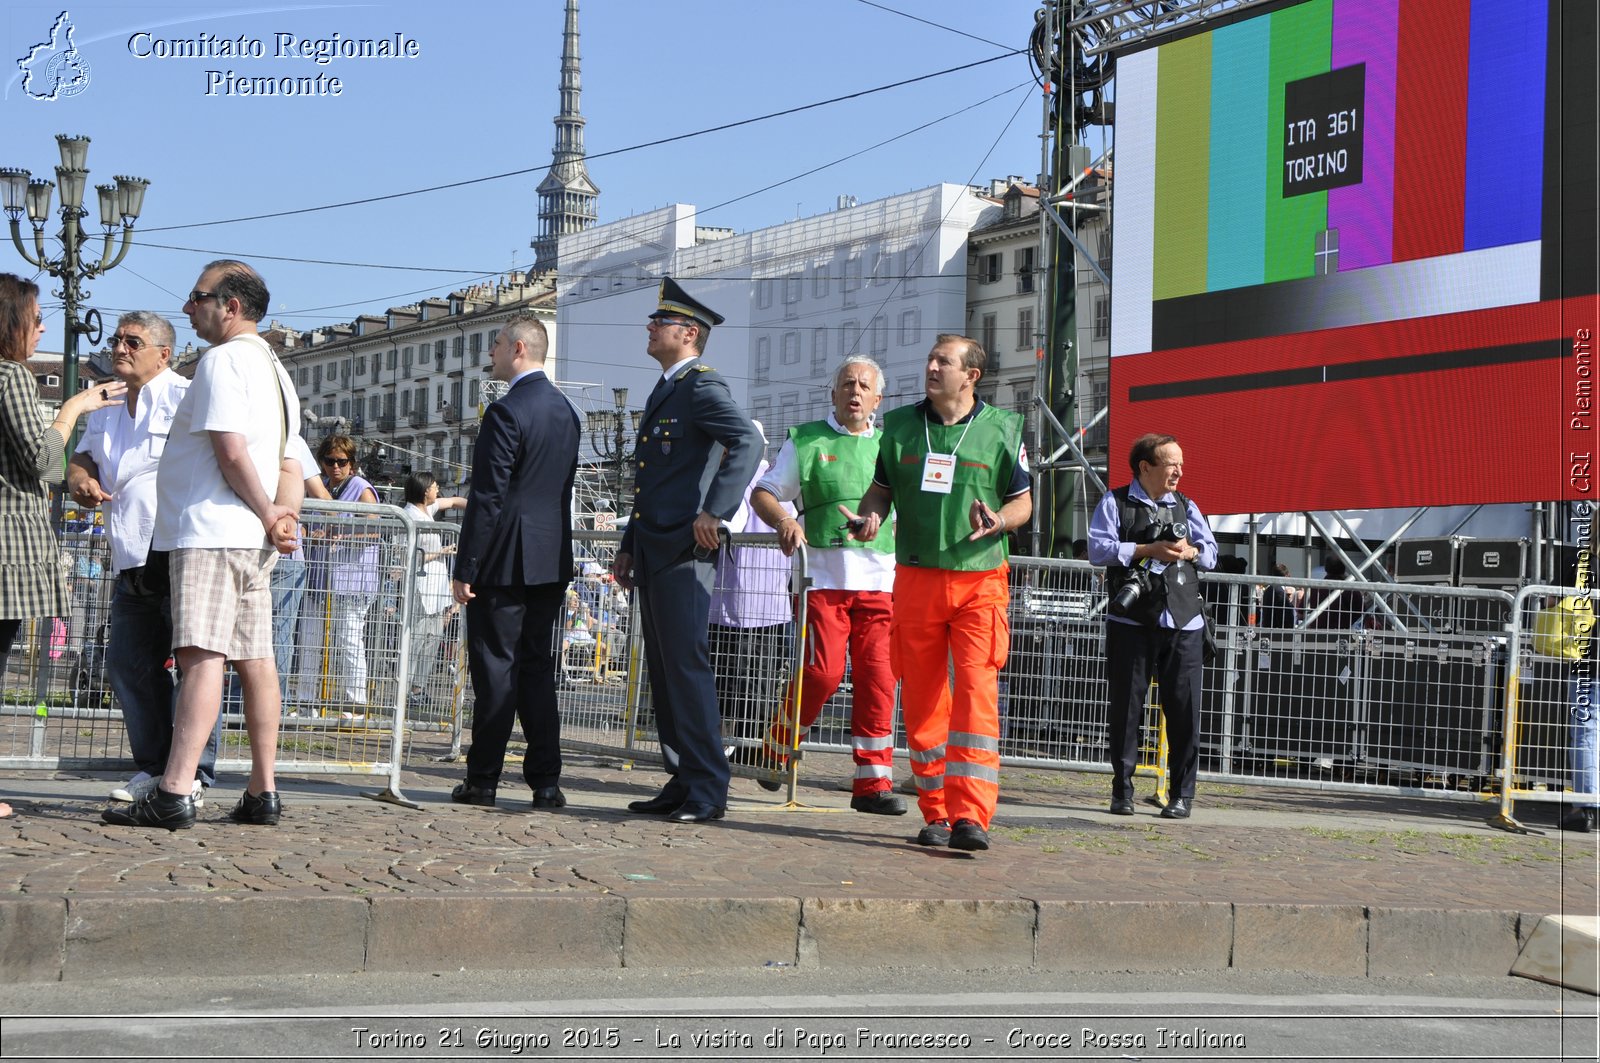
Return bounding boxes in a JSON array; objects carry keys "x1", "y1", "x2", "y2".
[{"x1": 2, "y1": 0, "x2": 1053, "y2": 356}]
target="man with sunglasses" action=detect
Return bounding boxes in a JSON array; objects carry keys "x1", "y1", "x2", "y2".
[
  {"x1": 103, "y1": 260, "x2": 304, "y2": 830},
  {"x1": 69, "y1": 312, "x2": 222, "y2": 808},
  {"x1": 613, "y1": 278, "x2": 761, "y2": 823}
]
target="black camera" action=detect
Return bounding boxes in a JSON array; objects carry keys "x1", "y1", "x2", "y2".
[{"x1": 1108, "y1": 517, "x2": 1190, "y2": 616}]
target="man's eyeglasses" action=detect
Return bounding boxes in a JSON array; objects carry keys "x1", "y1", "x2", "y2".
[
  {"x1": 321, "y1": 456, "x2": 351, "y2": 468},
  {"x1": 110, "y1": 334, "x2": 152, "y2": 351},
  {"x1": 186, "y1": 289, "x2": 221, "y2": 304},
  {"x1": 648, "y1": 316, "x2": 694, "y2": 330}
]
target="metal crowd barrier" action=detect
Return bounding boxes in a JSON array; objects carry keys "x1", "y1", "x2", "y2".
[
  {"x1": 8, "y1": 515, "x2": 1551, "y2": 825},
  {"x1": 1, "y1": 500, "x2": 439, "y2": 807},
  {"x1": 1495, "y1": 584, "x2": 1599, "y2": 831}
]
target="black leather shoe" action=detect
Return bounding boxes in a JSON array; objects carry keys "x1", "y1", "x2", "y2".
[
  {"x1": 1109, "y1": 797, "x2": 1135, "y2": 816},
  {"x1": 102, "y1": 788, "x2": 194, "y2": 831},
  {"x1": 916, "y1": 819, "x2": 952, "y2": 846},
  {"x1": 949, "y1": 818, "x2": 990, "y2": 851},
  {"x1": 668, "y1": 801, "x2": 726, "y2": 823},
  {"x1": 450, "y1": 782, "x2": 497, "y2": 807},
  {"x1": 225, "y1": 790, "x2": 282, "y2": 826},
  {"x1": 530, "y1": 786, "x2": 566, "y2": 809},
  {"x1": 627, "y1": 793, "x2": 683, "y2": 814},
  {"x1": 850, "y1": 791, "x2": 908, "y2": 816},
  {"x1": 1561, "y1": 808, "x2": 1595, "y2": 833},
  {"x1": 1161, "y1": 797, "x2": 1192, "y2": 819}
]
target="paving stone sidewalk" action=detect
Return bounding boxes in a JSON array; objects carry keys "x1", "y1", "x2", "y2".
[{"x1": 1, "y1": 755, "x2": 1594, "y2": 983}]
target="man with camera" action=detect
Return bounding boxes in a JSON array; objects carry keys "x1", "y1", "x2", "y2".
[{"x1": 1087, "y1": 433, "x2": 1217, "y2": 820}]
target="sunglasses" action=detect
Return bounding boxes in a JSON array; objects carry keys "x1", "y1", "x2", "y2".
[
  {"x1": 110, "y1": 334, "x2": 152, "y2": 351},
  {"x1": 186, "y1": 289, "x2": 221, "y2": 304},
  {"x1": 321, "y1": 456, "x2": 351, "y2": 468}
]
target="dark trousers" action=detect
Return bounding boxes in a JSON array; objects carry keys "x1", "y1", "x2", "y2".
[
  {"x1": 109, "y1": 571, "x2": 221, "y2": 785},
  {"x1": 464, "y1": 582, "x2": 565, "y2": 790},
  {"x1": 1105, "y1": 620, "x2": 1203, "y2": 802},
  {"x1": 637, "y1": 554, "x2": 729, "y2": 807}
]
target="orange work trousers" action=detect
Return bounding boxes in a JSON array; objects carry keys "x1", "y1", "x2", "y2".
[
  {"x1": 889, "y1": 564, "x2": 1009, "y2": 829},
  {"x1": 766, "y1": 588, "x2": 895, "y2": 796}
]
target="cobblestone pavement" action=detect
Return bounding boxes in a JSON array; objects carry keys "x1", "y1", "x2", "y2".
[{"x1": 3, "y1": 753, "x2": 1593, "y2": 914}]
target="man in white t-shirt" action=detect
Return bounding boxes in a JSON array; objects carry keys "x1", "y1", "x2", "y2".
[
  {"x1": 69, "y1": 311, "x2": 221, "y2": 807},
  {"x1": 104, "y1": 260, "x2": 304, "y2": 831}
]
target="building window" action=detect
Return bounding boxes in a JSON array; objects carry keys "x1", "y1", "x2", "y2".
[
  {"x1": 869, "y1": 315, "x2": 887, "y2": 355},
  {"x1": 870, "y1": 250, "x2": 890, "y2": 286},
  {"x1": 981, "y1": 313, "x2": 997, "y2": 357},
  {"x1": 811, "y1": 328, "x2": 828, "y2": 375},
  {"x1": 757, "y1": 279, "x2": 774, "y2": 309},
  {"x1": 898, "y1": 308, "x2": 920, "y2": 347},
  {"x1": 811, "y1": 265, "x2": 829, "y2": 300},
  {"x1": 339, "y1": 399, "x2": 350, "y2": 419},
  {"x1": 843, "y1": 257, "x2": 862, "y2": 305},
  {"x1": 435, "y1": 340, "x2": 446, "y2": 365},
  {"x1": 895, "y1": 375, "x2": 919, "y2": 402},
  {"x1": 755, "y1": 337, "x2": 771, "y2": 383},
  {"x1": 368, "y1": 395, "x2": 380, "y2": 419},
  {"x1": 469, "y1": 332, "x2": 483, "y2": 364},
  {"x1": 1017, "y1": 307, "x2": 1034, "y2": 350},
  {"x1": 780, "y1": 331, "x2": 800, "y2": 365},
  {"x1": 978, "y1": 252, "x2": 1001, "y2": 284},
  {"x1": 1094, "y1": 296, "x2": 1110, "y2": 340},
  {"x1": 401, "y1": 390, "x2": 412, "y2": 414},
  {"x1": 403, "y1": 346, "x2": 413, "y2": 369},
  {"x1": 44, "y1": 374, "x2": 60, "y2": 387},
  {"x1": 1015, "y1": 246, "x2": 1036, "y2": 293},
  {"x1": 298, "y1": 367, "x2": 309, "y2": 387},
  {"x1": 355, "y1": 355, "x2": 366, "y2": 377},
  {"x1": 1088, "y1": 375, "x2": 1110, "y2": 450},
  {"x1": 840, "y1": 319, "x2": 859, "y2": 356},
  {"x1": 468, "y1": 379, "x2": 481, "y2": 406},
  {"x1": 783, "y1": 272, "x2": 802, "y2": 308},
  {"x1": 387, "y1": 349, "x2": 397, "y2": 372},
  {"x1": 900, "y1": 248, "x2": 919, "y2": 294},
  {"x1": 1097, "y1": 231, "x2": 1112, "y2": 274},
  {"x1": 451, "y1": 336, "x2": 464, "y2": 360},
  {"x1": 313, "y1": 365, "x2": 322, "y2": 387}
]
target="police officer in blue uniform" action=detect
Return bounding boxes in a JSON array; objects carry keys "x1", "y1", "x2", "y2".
[{"x1": 612, "y1": 278, "x2": 761, "y2": 823}]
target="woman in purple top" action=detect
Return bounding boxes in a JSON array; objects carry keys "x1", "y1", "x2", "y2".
[{"x1": 294, "y1": 434, "x2": 379, "y2": 711}]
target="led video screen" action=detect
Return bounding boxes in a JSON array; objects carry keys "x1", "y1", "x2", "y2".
[{"x1": 1109, "y1": 0, "x2": 1597, "y2": 514}]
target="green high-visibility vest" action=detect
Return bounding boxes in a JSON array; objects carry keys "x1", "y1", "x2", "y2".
[
  {"x1": 879, "y1": 401, "x2": 1022, "y2": 572},
  {"x1": 789, "y1": 420, "x2": 894, "y2": 554}
]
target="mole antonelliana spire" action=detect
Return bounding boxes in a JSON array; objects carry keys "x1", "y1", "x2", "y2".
[{"x1": 532, "y1": 0, "x2": 599, "y2": 274}]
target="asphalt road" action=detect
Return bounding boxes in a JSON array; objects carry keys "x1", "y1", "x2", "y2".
[{"x1": 3, "y1": 967, "x2": 1596, "y2": 1062}]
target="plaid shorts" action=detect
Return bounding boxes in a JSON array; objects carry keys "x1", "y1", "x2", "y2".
[{"x1": 170, "y1": 547, "x2": 278, "y2": 659}]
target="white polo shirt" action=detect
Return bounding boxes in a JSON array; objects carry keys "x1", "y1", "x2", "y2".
[{"x1": 74, "y1": 368, "x2": 189, "y2": 574}]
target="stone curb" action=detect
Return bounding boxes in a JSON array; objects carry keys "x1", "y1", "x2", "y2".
[{"x1": 1, "y1": 894, "x2": 1533, "y2": 985}]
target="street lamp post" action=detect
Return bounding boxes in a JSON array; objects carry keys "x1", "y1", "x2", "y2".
[
  {"x1": 586, "y1": 386, "x2": 639, "y2": 522},
  {"x1": 0, "y1": 134, "x2": 150, "y2": 416}
]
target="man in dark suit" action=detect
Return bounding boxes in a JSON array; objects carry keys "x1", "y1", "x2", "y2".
[
  {"x1": 450, "y1": 312, "x2": 580, "y2": 810},
  {"x1": 612, "y1": 278, "x2": 761, "y2": 823}
]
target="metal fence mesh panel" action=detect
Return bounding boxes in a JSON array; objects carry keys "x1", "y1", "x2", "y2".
[
  {"x1": 1501, "y1": 585, "x2": 1598, "y2": 825},
  {"x1": 8, "y1": 512, "x2": 1553, "y2": 820}
]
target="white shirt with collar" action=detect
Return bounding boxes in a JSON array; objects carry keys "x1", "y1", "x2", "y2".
[
  {"x1": 755, "y1": 411, "x2": 896, "y2": 593},
  {"x1": 74, "y1": 367, "x2": 189, "y2": 574}
]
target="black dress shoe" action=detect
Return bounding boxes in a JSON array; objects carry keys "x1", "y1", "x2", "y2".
[
  {"x1": 850, "y1": 791, "x2": 908, "y2": 816},
  {"x1": 1561, "y1": 808, "x2": 1596, "y2": 833},
  {"x1": 627, "y1": 793, "x2": 683, "y2": 814},
  {"x1": 668, "y1": 801, "x2": 726, "y2": 823},
  {"x1": 102, "y1": 788, "x2": 195, "y2": 831},
  {"x1": 1109, "y1": 797, "x2": 1135, "y2": 816},
  {"x1": 225, "y1": 790, "x2": 282, "y2": 826},
  {"x1": 1160, "y1": 797, "x2": 1192, "y2": 819},
  {"x1": 450, "y1": 782, "x2": 497, "y2": 807},
  {"x1": 530, "y1": 785, "x2": 566, "y2": 809}
]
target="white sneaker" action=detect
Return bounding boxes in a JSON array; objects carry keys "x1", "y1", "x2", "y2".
[
  {"x1": 110, "y1": 772, "x2": 156, "y2": 803},
  {"x1": 191, "y1": 779, "x2": 206, "y2": 809}
]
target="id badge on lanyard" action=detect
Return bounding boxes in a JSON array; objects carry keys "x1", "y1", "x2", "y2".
[
  {"x1": 921, "y1": 452, "x2": 956, "y2": 494},
  {"x1": 920, "y1": 412, "x2": 975, "y2": 496}
]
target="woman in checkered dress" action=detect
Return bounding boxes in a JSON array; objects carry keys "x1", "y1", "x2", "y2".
[{"x1": 0, "y1": 274, "x2": 124, "y2": 688}]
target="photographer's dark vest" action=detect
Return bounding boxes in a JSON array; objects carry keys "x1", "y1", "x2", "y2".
[{"x1": 1107, "y1": 485, "x2": 1205, "y2": 629}]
